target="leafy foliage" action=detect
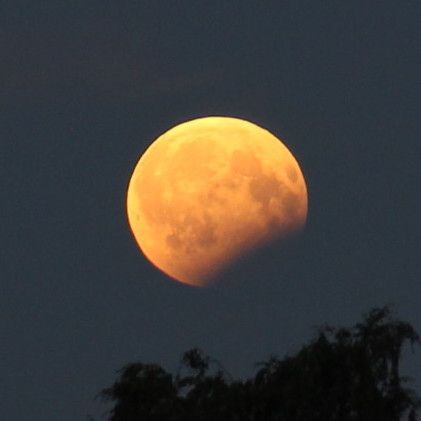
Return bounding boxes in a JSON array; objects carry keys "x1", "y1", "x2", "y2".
[{"x1": 99, "y1": 306, "x2": 420, "y2": 421}]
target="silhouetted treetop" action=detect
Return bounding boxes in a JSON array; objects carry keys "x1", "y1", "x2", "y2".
[{"x1": 98, "y1": 306, "x2": 420, "y2": 421}]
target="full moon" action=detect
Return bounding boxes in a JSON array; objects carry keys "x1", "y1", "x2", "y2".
[{"x1": 127, "y1": 116, "x2": 308, "y2": 287}]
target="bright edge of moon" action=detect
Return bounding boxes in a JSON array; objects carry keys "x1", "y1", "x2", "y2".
[{"x1": 127, "y1": 116, "x2": 308, "y2": 287}]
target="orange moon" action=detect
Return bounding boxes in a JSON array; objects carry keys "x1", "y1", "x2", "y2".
[{"x1": 127, "y1": 116, "x2": 308, "y2": 287}]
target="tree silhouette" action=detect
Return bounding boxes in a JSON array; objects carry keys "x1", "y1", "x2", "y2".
[
  {"x1": 99, "y1": 306, "x2": 420, "y2": 421},
  {"x1": 101, "y1": 363, "x2": 179, "y2": 420},
  {"x1": 251, "y1": 307, "x2": 420, "y2": 420}
]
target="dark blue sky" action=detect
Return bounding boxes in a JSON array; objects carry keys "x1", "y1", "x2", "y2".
[{"x1": 1, "y1": 2, "x2": 420, "y2": 420}]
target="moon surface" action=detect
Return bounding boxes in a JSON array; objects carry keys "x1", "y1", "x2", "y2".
[{"x1": 127, "y1": 117, "x2": 308, "y2": 287}]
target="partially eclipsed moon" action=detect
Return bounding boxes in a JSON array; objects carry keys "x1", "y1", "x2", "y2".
[{"x1": 127, "y1": 117, "x2": 308, "y2": 287}]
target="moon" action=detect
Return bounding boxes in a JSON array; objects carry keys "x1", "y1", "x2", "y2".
[{"x1": 127, "y1": 116, "x2": 308, "y2": 287}]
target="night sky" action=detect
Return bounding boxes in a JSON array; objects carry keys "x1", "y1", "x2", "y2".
[{"x1": 2, "y1": 2, "x2": 420, "y2": 420}]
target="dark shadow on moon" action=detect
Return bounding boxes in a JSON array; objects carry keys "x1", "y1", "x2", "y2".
[{"x1": 210, "y1": 233, "x2": 308, "y2": 291}]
